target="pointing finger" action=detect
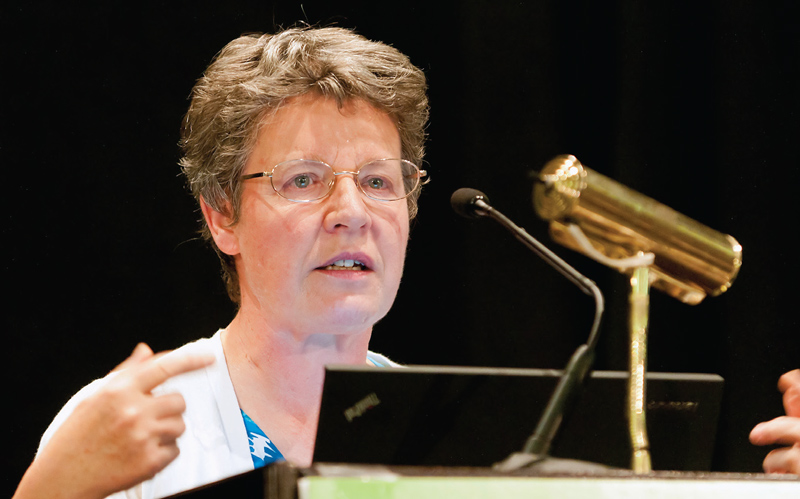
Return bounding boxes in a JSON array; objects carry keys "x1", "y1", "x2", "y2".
[
  {"x1": 110, "y1": 343, "x2": 155, "y2": 373},
  {"x1": 135, "y1": 351, "x2": 215, "y2": 392}
]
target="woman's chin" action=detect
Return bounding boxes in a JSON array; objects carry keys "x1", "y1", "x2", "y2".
[{"x1": 310, "y1": 304, "x2": 388, "y2": 335}]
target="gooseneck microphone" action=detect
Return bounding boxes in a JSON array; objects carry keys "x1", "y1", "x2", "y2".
[
  {"x1": 450, "y1": 187, "x2": 491, "y2": 218},
  {"x1": 452, "y1": 188, "x2": 598, "y2": 296},
  {"x1": 451, "y1": 187, "x2": 606, "y2": 471}
]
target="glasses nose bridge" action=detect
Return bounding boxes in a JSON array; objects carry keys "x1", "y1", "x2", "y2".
[
  {"x1": 329, "y1": 169, "x2": 365, "y2": 196},
  {"x1": 331, "y1": 169, "x2": 361, "y2": 180}
]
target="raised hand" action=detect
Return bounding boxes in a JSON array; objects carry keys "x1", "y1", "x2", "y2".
[
  {"x1": 14, "y1": 345, "x2": 215, "y2": 499},
  {"x1": 749, "y1": 369, "x2": 800, "y2": 474}
]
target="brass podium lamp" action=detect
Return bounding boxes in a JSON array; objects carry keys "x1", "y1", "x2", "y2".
[{"x1": 533, "y1": 155, "x2": 742, "y2": 473}]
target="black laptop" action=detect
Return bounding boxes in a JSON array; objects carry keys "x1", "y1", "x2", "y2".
[{"x1": 313, "y1": 365, "x2": 724, "y2": 471}]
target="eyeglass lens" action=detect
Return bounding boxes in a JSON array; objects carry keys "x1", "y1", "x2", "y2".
[{"x1": 271, "y1": 159, "x2": 419, "y2": 201}]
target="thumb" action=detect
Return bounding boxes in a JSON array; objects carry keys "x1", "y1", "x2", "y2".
[{"x1": 779, "y1": 370, "x2": 800, "y2": 417}]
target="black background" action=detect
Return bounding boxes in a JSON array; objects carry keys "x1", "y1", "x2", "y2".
[{"x1": 4, "y1": 1, "x2": 799, "y2": 495}]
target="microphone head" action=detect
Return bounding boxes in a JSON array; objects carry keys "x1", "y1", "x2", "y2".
[{"x1": 451, "y1": 188, "x2": 491, "y2": 219}]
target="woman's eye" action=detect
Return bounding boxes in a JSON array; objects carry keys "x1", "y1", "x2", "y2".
[
  {"x1": 366, "y1": 177, "x2": 386, "y2": 190},
  {"x1": 292, "y1": 174, "x2": 313, "y2": 188}
]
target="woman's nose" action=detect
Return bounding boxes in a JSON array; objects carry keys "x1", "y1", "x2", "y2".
[{"x1": 322, "y1": 173, "x2": 371, "y2": 231}]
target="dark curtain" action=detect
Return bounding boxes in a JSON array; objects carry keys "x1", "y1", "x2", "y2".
[{"x1": 4, "y1": 2, "x2": 798, "y2": 495}]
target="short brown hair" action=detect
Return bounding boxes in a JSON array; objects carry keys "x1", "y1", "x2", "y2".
[{"x1": 180, "y1": 27, "x2": 429, "y2": 303}]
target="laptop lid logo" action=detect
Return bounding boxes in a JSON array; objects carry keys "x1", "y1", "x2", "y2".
[{"x1": 344, "y1": 392, "x2": 381, "y2": 422}]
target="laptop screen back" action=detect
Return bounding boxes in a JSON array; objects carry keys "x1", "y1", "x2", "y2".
[{"x1": 313, "y1": 365, "x2": 723, "y2": 471}]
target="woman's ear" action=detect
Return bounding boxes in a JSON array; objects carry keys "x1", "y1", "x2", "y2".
[{"x1": 200, "y1": 197, "x2": 239, "y2": 256}]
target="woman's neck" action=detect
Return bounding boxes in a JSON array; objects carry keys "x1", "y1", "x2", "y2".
[{"x1": 221, "y1": 309, "x2": 372, "y2": 466}]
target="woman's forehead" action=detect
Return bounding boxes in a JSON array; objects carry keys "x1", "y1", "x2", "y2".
[{"x1": 249, "y1": 95, "x2": 401, "y2": 169}]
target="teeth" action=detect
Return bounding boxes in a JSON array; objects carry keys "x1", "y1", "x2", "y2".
[{"x1": 324, "y1": 259, "x2": 366, "y2": 270}]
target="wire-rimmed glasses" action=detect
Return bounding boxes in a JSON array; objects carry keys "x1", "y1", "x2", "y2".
[{"x1": 241, "y1": 158, "x2": 427, "y2": 203}]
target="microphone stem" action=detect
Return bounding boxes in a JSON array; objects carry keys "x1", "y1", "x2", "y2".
[
  {"x1": 476, "y1": 199, "x2": 604, "y2": 349},
  {"x1": 523, "y1": 344, "x2": 595, "y2": 455},
  {"x1": 477, "y1": 201, "x2": 592, "y2": 294},
  {"x1": 475, "y1": 198, "x2": 605, "y2": 459}
]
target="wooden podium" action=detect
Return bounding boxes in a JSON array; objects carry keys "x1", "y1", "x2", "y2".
[{"x1": 170, "y1": 462, "x2": 799, "y2": 498}]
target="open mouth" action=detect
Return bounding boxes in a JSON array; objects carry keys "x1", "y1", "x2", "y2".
[{"x1": 320, "y1": 259, "x2": 369, "y2": 271}]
